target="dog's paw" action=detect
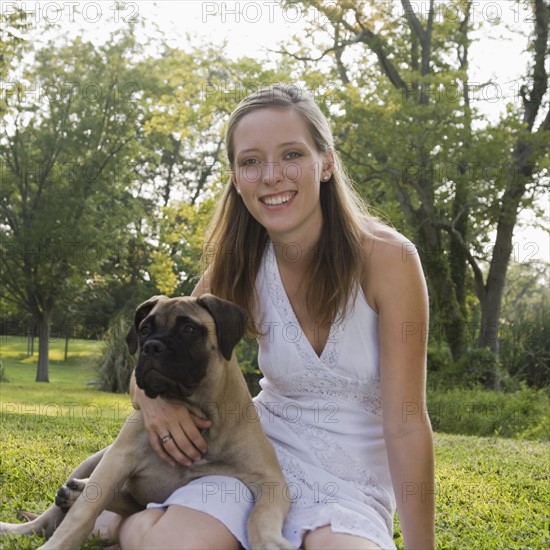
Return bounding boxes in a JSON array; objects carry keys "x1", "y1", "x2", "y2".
[{"x1": 55, "y1": 477, "x2": 88, "y2": 513}]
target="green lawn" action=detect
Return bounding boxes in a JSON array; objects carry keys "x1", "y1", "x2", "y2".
[{"x1": 1, "y1": 338, "x2": 549, "y2": 549}]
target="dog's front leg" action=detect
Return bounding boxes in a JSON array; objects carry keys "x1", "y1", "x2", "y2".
[{"x1": 247, "y1": 480, "x2": 296, "y2": 550}]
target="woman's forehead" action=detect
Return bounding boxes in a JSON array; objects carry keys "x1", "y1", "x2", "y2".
[{"x1": 233, "y1": 107, "x2": 315, "y2": 151}]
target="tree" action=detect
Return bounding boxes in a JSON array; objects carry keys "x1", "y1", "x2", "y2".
[
  {"x1": 139, "y1": 44, "x2": 292, "y2": 296},
  {"x1": 0, "y1": 7, "x2": 29, "y2": 117},
  {"x1": 282, "y1": 0, "x2": 549, "y2": 372},
  {"x1": 0, "y1": 26, "x2": 150, "y2": 381}
]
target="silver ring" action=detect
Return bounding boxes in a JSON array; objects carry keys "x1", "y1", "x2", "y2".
[{"x1": 160, "y1": 434, "x2": 172, "y2": 444}]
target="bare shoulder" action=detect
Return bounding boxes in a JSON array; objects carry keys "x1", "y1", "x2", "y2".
[{"x1": 361, "y1": 220, "x2": 426, "y2": 313}]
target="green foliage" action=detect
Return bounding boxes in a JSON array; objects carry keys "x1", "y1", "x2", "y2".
[
  {"x1": 0, "y1": 7, "x2": 30, "y2": 116},
  {"x1": 149, "y1": 198, "x2": 217, "y2": 297},
  {"x1": 454, "y1": 347, "x2": 505, "y2": 390},
  {"x1": 501, "y1": 305, "x2": 550, "y2": 389},
  {"x1": 428, "y1": 346, "x2": 505, "y2": 390},
  {"x1": 235, "y1": 338, "x2": 262, "y2": 396},
  {"x1": 499, "y1": 262, "x2": 550, "y2": 389},
  {"x1": 428, "y1": 385, "x2": 549, "y2": 441},
  {"x1": 96, "y1": 317, "x2": 136, "y2": 393},
  {"x1": 0, "y1": 22, "x2": 155, "y2": 381}
]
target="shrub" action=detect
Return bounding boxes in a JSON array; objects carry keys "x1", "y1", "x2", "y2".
[
  {"x1": 427, "y1": 346, "x2": 510, "y2": 391},
  {"x1": 236, "y1": 337, "x2": 262, "y2": 396},
  {"x1": 96, "y1": 316, "x2": 136, "y2": 393},
  {"x1": 426, "y1": 345, "x2": 454, "y2": 389},
  {"x1": 427, "y1": 384, "x2": 549, "y2": 441},
  {"x1": 500, "y1": 307, "x2": 550, "y2": 389}
]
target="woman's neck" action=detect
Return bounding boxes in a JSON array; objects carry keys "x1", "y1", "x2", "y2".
[{"x1": 268, "y1": 227, "x2": 320, "y2": 275}]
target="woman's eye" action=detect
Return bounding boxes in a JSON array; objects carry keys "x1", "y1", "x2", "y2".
[
  {"x1": 241, "y1": 158, "x2": 258, "y2": 166},
  {"x1": 285, "y1": 151, "x2": 302, "y2": 160}
]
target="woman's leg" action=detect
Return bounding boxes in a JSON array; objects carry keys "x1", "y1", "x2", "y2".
[
  {"x1": 303, "y1": 526, "x2": 381, "y2": 550},
  {"x1": 118, "y1": 506, "x2": 240, "y2": 550}
]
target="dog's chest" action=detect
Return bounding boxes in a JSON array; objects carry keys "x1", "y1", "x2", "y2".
[{"x1": 126, "y1": 452, "x2": 237, "y2": 507}]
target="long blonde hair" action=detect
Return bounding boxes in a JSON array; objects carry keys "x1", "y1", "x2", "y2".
[{"x1": 203, "y1": 84, "x2": 377, "y2": 335}]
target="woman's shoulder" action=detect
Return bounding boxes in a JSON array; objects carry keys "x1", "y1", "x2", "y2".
[
  {"x1": 362, "y1": 219, "x2": 416, "y2": 262},
  {"x1": 360, "y1": 219, "x2": 425, "y2": 312}
]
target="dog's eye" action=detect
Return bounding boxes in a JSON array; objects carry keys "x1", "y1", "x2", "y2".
[
  {"x1": 139, "y1": 325, "x2": 151, "y2": 337},
  {"x1": 181, "y1": 323, "x2": 198, "y2": 335}
]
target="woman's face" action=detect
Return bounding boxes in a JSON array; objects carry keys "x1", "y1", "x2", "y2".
[{"x1": 232, "y1": 107, "x2": 332, "y2": 243}]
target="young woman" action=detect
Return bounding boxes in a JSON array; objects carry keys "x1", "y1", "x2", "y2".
[{"x1": 116, "y1": 84, "x2": 435, "y2": 549}]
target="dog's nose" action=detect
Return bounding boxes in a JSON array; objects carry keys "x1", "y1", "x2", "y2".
[{"x1": 143, "y1": 339, "x2": 167, "y2": 357}]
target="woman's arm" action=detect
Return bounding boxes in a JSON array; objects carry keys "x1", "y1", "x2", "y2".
[
  {"x1": 365, "y1": 229, "x2": 435, "y2": 549},
  {"x1": 132, "y1": 274, "x2": 212, "y2": 466}
]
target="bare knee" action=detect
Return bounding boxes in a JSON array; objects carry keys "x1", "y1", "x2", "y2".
[
  {"x1": 304, "y1": 526, "x2": 381, "y2": 550},
  {"x1": 118, "y1": 508, "x2": 165, "y2": 549},
  {"x1": 119, "y1": 506, "x2": 239, "y2": 550}
]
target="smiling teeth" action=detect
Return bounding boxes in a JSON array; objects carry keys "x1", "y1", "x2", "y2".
[{"x1": 263, "y1": 193, "x2": 294, "y2": 206}]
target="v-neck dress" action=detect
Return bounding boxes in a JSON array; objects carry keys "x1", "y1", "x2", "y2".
[{"x1": 147, "y1": 242, "x2": 397, "y2": 549}]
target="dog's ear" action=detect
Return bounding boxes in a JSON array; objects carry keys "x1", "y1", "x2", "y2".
[
  {"x1": 197, "y1": 294, "x2": 248, "y2": 361},
  {"x1": 126, "y1": 295, "x2": 166, "y2": 354}
]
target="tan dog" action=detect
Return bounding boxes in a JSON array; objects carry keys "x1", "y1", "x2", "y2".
[{"x1": 0, "y1": 295, "x2": 295, "y2": 549}]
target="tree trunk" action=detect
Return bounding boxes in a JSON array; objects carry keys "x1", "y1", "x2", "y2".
[
  {"x1": 478, "y1": 146, "x2": 530, "y2": 353},
  {"x1": 478, "y1": 0, "x2": 549, "y2": 354},
  {"x1": 417, "y1": 218, "x2": 466, "y2": 360},
  {"x1": 35, "y1": 312, "x2": 51, "y2": 382}
]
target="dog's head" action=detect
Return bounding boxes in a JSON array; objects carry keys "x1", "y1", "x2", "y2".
[{"x1": 126, "y1": 294, "x2": 247, "y2": 400}]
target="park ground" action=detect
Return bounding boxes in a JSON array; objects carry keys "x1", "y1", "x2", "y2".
[{"x1": 0, "y1": 337, "x2": 548, "y2": 549}]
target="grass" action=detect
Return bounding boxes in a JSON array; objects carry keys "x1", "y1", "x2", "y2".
[{"x1": 1, "y1": 337, "x2": 549, "y2": 549}]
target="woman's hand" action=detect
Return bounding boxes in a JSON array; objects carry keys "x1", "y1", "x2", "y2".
[{"x1": 136, "y1": 388, "x2": 212, "y2": 467}]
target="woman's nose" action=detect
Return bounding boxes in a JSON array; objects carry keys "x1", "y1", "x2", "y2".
[{"x1": 261, "y1": 161, "x2": 283, "y2": 185}]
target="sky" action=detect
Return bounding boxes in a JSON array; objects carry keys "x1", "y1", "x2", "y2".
[{"x1": 4, "y1": 0, "x2": 548, "y2": 263}]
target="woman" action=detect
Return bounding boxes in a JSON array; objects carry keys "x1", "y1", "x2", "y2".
[{"x1": 117, "y1": 84, "x2": 435, "y2": 549}]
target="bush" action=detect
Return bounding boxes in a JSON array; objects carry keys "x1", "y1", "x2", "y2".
[
  {"x1": 427, "y1": 384, "x2": 549, "y2": 441},
  {"x1": 500, "y1": 307, "x2": 550, "y2": 389},
  {"x1": 235, "y1": 337, "x2": 262, "y2": 396},
  {"x1": 426, "y1": 345, "x2": 454, "y2": 389},
  {"x1": 454, "y1": 347, "x2": 510, "y2": 390},
  {"x1": 96, "y1": 316, "x2": 136, "y2": 393},
  {"x1": 428, "y1": 346, "x2": 514, "y2": 391}
]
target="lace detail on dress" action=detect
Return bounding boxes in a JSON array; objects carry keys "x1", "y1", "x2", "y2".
[
  {"x1": 272, "y1": 419, "x2": 393, "y2": 525},
  {"x1": 264, "y1": 241, "x2": 345, "y2": 368},
  {"x1": 264, "y1": 369, "x2": 383, "y2": 417}
]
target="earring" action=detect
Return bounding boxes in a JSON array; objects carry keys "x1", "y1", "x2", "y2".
[
  {"x1": 323, "y1": 174, "x2": 331, "y2": 181},
  {"x1": 235, "y1": 186, "x2": 241, "y2": 195}
]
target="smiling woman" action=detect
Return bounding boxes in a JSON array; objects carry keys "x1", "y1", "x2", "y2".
[
  {"x1": 118, "y1": 83, "x2": 435, "y2": 550},
  {"x1": 232, "y1": 108, "x2": 328, "y2": 247}
]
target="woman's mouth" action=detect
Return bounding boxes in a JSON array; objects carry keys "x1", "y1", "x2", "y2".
[{"x1": 260, "y1": 191, "x2": 296, "y2": 206}]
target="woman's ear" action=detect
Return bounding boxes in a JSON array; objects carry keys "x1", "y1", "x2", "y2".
[
  {"x1": 230, "y1": 175, "x2": 241, "y2": 195},
  {"x1": 322, "y1": 149, "x2": 335, "y2": 181}
]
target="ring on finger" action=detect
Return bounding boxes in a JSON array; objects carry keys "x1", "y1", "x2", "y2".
[{"x1": 160, "y1": 434, "x2": 172, "y2": 444}]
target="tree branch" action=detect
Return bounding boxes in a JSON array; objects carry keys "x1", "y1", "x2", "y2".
[
  {"x1": 437, "y1": 219, "x2": 486, "y2": 304},
  {"x1": 523, "y1": 0, "x2": 549, "y2": 130}
]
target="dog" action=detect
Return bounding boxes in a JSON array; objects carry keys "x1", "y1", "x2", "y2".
[{"x1": 0, "y1": 294, "x2": 295, "y2": 549}]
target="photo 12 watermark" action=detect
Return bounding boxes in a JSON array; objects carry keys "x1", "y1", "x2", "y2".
[
  {"x1": 201, "y1": 1, "x2": 342, "y2": 25},
  {"x1": 0, "y1": 2, "x2": 140, "y2": 24}
]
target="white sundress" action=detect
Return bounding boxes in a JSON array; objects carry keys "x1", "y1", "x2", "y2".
[{"x1": 148, "y1": 241, "x2": 397, "y2": 549}]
